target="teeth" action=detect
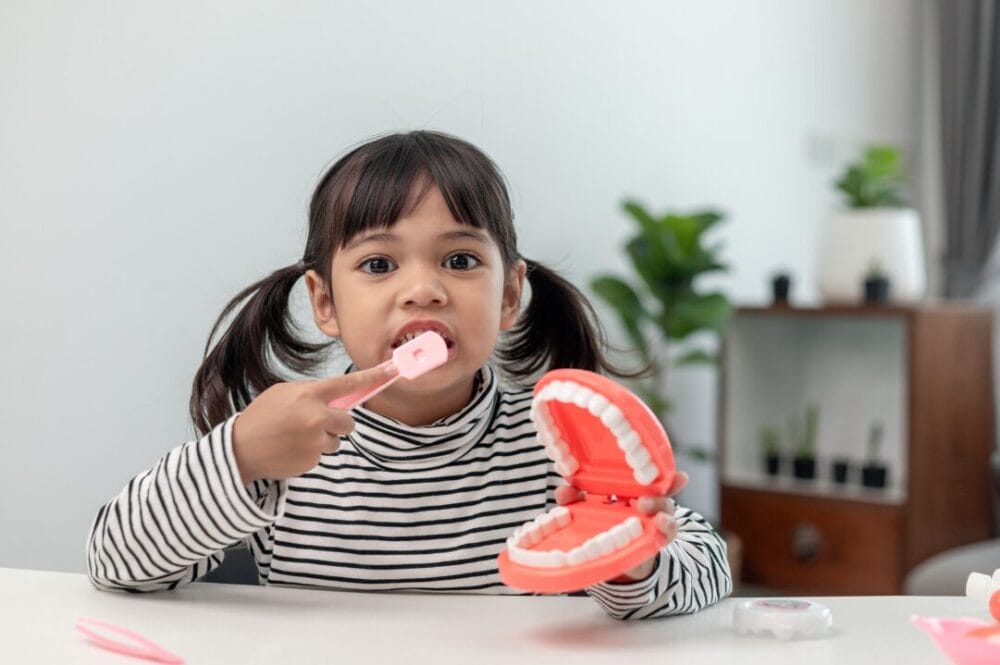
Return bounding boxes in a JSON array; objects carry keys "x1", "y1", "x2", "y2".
[
  {"x1": 610, "y1": 522, "x2": 634, "y2": 548},
  {"x1": 571, "y1": 388, "x2": 592, "y2": 408},
  {"x1": 616, "y1": 431, "x2": 641, "y2": 453},
  {"x1": 534, "y1": 379, "x2": 662, "y2": 486},
  {"x1": 599, "y1": 405, "x2": 626, "y2": 431},
  {"x1": 554, "y1": 459, "x2": 579, "y2": 477},
  {"x1": 551, "y1": 506, "x2": 572, "y2": 528},
  {"x1": 625, "y1": 446, "x2": 651, "y2": 469},
  {"x1": 586, "y1": 393, "x2": 610, "y2": 415},
  {"x1": 394, "y1": 328, "x2": 450, "y2": 348},
  {"x1": 507, "y1": 506, "x2": 648, "y2": 569},
  {"x1": 596, "y1": 533, "x2": 617, "y2": 556},
  {"x1": 633, "y1": 464, "x2": 659, "y2": 485}
]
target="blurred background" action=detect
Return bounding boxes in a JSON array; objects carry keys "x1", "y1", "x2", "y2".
[{"x1": 1, "y1": 0, "x2": 995, "y2": 595}]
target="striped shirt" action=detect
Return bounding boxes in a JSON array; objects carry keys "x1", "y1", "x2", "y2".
[{"x1": 87, "y1": 366, "x2": 732, "y2": 619}]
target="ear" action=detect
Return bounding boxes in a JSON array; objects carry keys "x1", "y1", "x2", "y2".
[
  {"x1": 304, "y1": 269, "x2": 341, "y2": 338},
  {"x1": 500, "y1": 260, "x2": 527, "y2": 331}
]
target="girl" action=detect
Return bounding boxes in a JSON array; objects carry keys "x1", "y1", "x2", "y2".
[{"x1": 87, "y1": 131, "x2": 732, "y2": 619}]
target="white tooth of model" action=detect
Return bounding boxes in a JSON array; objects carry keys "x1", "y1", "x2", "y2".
[
  {"x1": 543, "y1": 551, "x2": 568, "y2": 568},
  {"x1": 625, "y1": 446, "x2": 652, "y2": 469},
  {"x1": 600, "y1": 405, "x2": 625, "y2": 430},
  {"x1": 582, "y1": 540, "x2": 602, "y2": 561},
  {"x1": 594, "y1": 533, "x2": 616, "y2": 556},
  {"x1": 536, "y1": 513, "x2": 557, "y2": 538},
  {"x1": 611, "y1": 420, "x2": 633, "y2": 438},
  {"x1": 551, "y1": 506, "x2": 572, "y2": 528},
  {"x1": 567, "y1": 547, "x2": 589, "y2": 566},
  {"x1": 633, "y1": 463, "x2": 659, "y2": 485},
  {"x1": 555, "y1": 458, "x2": 579, "y2": 477},
  {"x1": 616, "y1": 431, "x2": 641, "y2": 453},
  {"x1": 610, "y1": 523, "x2": 633, "y2": 548},
  {"x1": 587, "y1": 394, "x2": 610, "y2": 416}
]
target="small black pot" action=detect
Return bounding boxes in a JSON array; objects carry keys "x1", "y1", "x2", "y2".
[
  {"x1": 862, "y1": 463, "x2": 889, "y2": 488},
  {"x1": 831, "y1": 459, "x2": 850, "y2": 484},
  {"x1": 764, "y1": 453, "x2": 781, "y2": 476},
  {"x1": 771, "y1": 274, "x2": 791, "y2": 304},
  {"x1": 792, "y1": 455, "x2": 816, "y2": 480},
  {"x1": 863, "y1": 276, "x2": 890, "y2": 304}
]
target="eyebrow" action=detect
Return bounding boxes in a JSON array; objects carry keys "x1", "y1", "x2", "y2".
[{"x1": 345, "y1": 228, "x2": 490, "y2": 250}]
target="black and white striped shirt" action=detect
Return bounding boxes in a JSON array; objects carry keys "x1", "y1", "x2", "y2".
[{"x1": 87, "y1": 366, "x2": 732, "y2": 619}]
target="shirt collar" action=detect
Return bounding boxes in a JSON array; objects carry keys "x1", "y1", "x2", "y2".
[{"x1": 344, "y1": 365, "x2": 500, "y2": 470}]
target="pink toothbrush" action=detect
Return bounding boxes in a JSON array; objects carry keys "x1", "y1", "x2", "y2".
[{"x1": 328, "y1": 331, "x2": 449, "y2": 410}]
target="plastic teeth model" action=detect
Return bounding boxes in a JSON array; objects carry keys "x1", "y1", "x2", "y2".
[{"x1": 497, "y1": 369, "x2": 676, "y2": 593}]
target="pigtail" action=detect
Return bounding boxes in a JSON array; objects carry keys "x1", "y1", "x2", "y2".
[
  {"x1": 499, "y1": 259, "x2": 646, "y2": 381},
  {"x1": 189, "y1": 262, "x2": 329, "y2": 435}
]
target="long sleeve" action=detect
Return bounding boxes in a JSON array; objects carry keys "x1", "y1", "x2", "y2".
[
  {"x1": 584, "y1": 505, "x2": 732, "y2": 619},
  {"x1": 86, "y1": 416, "x2": 286, "y2": 592}
]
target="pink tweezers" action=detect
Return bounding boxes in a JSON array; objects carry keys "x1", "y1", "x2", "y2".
[{"x1": 75, "y1": 617, "x2": 184, "y2": 664}]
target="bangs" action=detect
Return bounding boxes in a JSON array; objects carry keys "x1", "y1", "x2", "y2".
[{"x1": 334, "y1": 132, "x2": 513, "y2": 251}]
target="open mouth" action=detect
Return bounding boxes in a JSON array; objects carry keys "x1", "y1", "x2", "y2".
[
  {"x1": 504, "y1": 379, "x2": 662, "y2": 569},
  {"x1": 495, "y1": 370, "x2": 676, "y2": 589},
  {"x1": 391, "y1": 326, "x2": 455, "y2": 351}
]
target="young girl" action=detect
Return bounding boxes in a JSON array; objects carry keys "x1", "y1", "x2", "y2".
[{"x1": 87, "y1": 131, "x2": 732, "y2": 619}]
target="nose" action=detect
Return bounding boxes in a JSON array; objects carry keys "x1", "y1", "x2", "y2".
[{"x1": 398, "y1": 265, "x2": 448, "y2": 308}]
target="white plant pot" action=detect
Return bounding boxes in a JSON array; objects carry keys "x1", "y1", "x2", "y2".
[{"x1": 817, "y1": 208, "x2": 926, "y2": 303}]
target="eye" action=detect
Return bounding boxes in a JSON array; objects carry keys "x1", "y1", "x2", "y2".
[
  {"x1": 445, "y1": 252, "x2": 481, "y2": 270},
  {"x1": 359, "y1": 256, "x2": 396, "y2": 274}
]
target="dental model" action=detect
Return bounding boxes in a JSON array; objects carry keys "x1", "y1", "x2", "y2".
[
  {"x1": 497, "y1": 369, "x2": 676, "y2": 593},
  {"x1": 328, "y1": 331, "x2": 449, "y2": 410}
]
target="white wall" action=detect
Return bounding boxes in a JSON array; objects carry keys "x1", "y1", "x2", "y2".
[{"x1": 0, "y1": 1, "x2": 919, "y2": 572}]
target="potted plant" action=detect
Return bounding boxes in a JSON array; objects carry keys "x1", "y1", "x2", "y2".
[
  {"x1": 759, "y1": 426, "x2": 782, "y2": 476},
  {"x1": 830, "y1": 457, "x2": 851, "y2": 485},
  {"x1": 817, "y1": 144, "x2": 926, "y2": 303},
  {"x1": 863, "y1": 260, "x2": 891, "y2": 304},
  {"x1": 590, "y1": 201, "x2": 731, "y2": 456},
  {"x1": 771, "y1": 272, "x2": 792, "y2": 305},
  {"x1": 861, "y1": 420, "x2": 889, "y2": 488},
  {"x1": 789, "y1": 403, "x2": 819, "y2": 480}
]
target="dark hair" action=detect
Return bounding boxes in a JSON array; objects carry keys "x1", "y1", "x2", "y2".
[{"x1": 190, "y1": 131, "x2": 639, "y2": 434}]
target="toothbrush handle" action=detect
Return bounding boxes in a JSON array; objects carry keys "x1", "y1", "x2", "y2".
[{"x1": 328, "y1": 360, "x2": 399, "y2": 410}]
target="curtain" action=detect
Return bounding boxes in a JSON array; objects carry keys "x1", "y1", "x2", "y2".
[{"x1": 938, "y1": 0, "x2": 1000, "y2": 297}]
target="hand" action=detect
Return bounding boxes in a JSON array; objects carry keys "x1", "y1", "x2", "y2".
[
  {"x1": 232, "y1": 364, "x2": 397, "y2": 485},
  {"x1": 554, "y1": 470, "x2": 689, "y2": 582}
]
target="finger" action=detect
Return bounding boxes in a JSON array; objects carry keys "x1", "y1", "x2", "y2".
[
  {"x1": 654, "y1": 512, "x2": 678, "y2": 540},
  {"x1": 637, "y1": 496, "x2": 671, "y2": 515},
  {"x1": 554, "y1": 484, "x2": 584, "y2": 506},
  {"x1": 322, "y1": 433, "x2": 344, "y2": 454},
  {"x1": 314, "y1": 362, "x2": 398, "y2": 403},
  {"x1": 666, "y1": 470, "x2": 689, "y2": 497},
  {"x1": 323, "y1": 409, "x2": 356, "y2": 438}
]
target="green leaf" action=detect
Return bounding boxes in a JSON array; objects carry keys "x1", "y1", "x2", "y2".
[
  {"x1": 675, "y1": 349, "x2": 717, "y2": 366},
  {"x1": 590, "y1": 275, "x2": 649, "y2": 355},
  {"x1": 655, "y1": 292, "x2": 732, "y2": 340},
  {"x1": 835, "y1": 144, "x2": 907, "y2": 208},
  {"x1": 676, "y1": 445, "x2": 715, "y2": 462}
]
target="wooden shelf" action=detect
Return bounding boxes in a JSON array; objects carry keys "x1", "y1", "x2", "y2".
[{"x1": 718, "y1": 304, "x2": 995, "y2": 594}]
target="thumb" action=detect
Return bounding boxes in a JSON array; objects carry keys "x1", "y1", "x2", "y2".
[{"x1": 313, "y1": 362, "x2": 398, "y2": 404}]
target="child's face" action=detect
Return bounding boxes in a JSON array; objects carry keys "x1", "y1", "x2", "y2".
[{"x1": 306, "y1": 184, "x2": 525, "y2": 419}]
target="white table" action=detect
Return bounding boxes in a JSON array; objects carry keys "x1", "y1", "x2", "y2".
[{"x1": 2, "y1": 567, "x2": 987, "y2": 664}]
